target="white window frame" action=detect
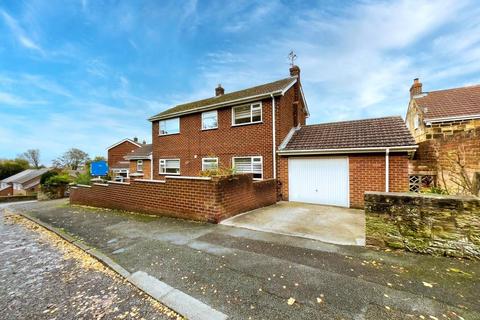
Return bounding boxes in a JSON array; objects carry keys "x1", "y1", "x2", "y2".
[
  {"x1": 159, "y1": 159, "x2": 180, "y2": 175},
  {"x1": 232, "y1": 156, "x2": 263, "y2": 180},
  {"x1": 201, "y1": 110, "x2": 218, "y2": 130},
  {"x1": 414, "y1": 114, "x2": 420, "y2": 129},
  {"x1": 202, "y1": 157, "x2": 219, "y2": 171},
  {"x1": 232, "y1": 102, "x2": 262, "y2": 126},
  {"x1": 159, "y1": 118, "x2": 180, "y2": 136},
  {"x1": 136, "y1": 160, "x2": 143, "y2": 172}
]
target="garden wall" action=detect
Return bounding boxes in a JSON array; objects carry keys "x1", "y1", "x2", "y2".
[
  {"x1": 70, "y1": 174, "x2": 276, "y2": 223},
  {"x1": 365, "y1": 192, "x2": 480, "y2": 259}
]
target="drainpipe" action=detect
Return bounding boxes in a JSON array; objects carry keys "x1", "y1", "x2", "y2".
[
  {"x1": 271, "y1": 94, "x2": 276, "y2": 179},
  {"x1": 385, "y1": 148, "x2": 390, "y2": 192},
  {"x1": 150, "y1": 154, "x2": 153, "y2": 180}
]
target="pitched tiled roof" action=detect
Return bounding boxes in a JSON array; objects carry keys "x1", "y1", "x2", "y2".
[
  {"x1": 124, "y1": 144, "x2": 152, "y2": 159},
  {"x1": 1, "y1": 168, "x2": 50, "y2": 184},
  {"x1": 281, "y1": 116, "x2": 416, "y2": 152},
  {"x1": 149, "y1": 77, "x2": 297, "y2": 120},
  {"x1": 415, "y1": 85, "x2": 480, "y2": 121}
]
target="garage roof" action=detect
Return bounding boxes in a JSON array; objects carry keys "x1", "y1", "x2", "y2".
[{"x1": 280, "y1": 116, "x2": 416, "y2": 153}]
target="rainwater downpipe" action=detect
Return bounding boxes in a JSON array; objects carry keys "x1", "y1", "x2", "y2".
[
  {"x1": 271, "y1": 94, "x2": 276, "y2": 179},
  {"x1": 385, "y1": 148, "x2": 390, "y2": 192}
]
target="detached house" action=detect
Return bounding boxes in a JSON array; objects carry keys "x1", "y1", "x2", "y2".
[
  {"x1": 0, "y1": 168, "x2": 50, "y2": 196},
  {"x1": 147, "y1": 65, "x2": 416, "y2": 208},
  {"x1": 107, "y1": 137, "x2": 144, "y2": 181},
  {"x1": 406, "y1": 79, "x2": 480, "y2": 193}
]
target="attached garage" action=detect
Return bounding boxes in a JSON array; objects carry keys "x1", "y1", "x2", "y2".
[
  {"x1": 288, "y1": 157, "x2": 349, "y2": 207},
  {"x1": 278, "y1": 116, "x2": 418, "y2": 208}
]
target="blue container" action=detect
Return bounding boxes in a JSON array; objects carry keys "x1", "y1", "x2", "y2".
[{"x1": 91, "y1": 160, "x2": 108, "y2": 176}]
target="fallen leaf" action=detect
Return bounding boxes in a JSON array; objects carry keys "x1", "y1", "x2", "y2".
[
  {"x1": 287, "y1": 298, "x2": 296, "y2": 305},
  {"x1": 422, "y1": 282, "x2": 433, "y2": 288}
]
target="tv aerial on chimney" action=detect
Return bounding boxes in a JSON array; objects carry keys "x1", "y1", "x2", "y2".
[{"x1": 288, "y1": 50, "x2": 297, "y2": 66}]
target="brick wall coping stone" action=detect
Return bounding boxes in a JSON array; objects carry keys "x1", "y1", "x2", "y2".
[
  {"x1": 134, "y1": 179, "x2": 166, "y2": 183},
  {"x1": 76, "y1": 184, "x2": 92, "y2": 188},
  {"x1": 165, "y1": 175, "x2": 212, "y2": 180},
  {"x1": 108, "y1": 181, "x2": 131, "y2": 185},
  {"x1": 365, "y1": 191, "x2": 479, "y2": 201},
  {"x1": 93, "y1": 183, "x2": 109, "y2": 187}
]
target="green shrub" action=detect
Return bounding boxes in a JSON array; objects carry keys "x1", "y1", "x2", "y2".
[
  {"x1": 421, "y1": 186, "x2": 449, "y2": 195},
  {"x1": 200, "y1": 166, "x2": 235, "y2": 177},
  {"x1": 75, "y1": 173, "x2": 91, "y2": 185}
]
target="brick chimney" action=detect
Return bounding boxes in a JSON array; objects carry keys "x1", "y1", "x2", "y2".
[
  {"x1": 289, "y1": 65, "x2": 300, "y2": 78},
  {"x1": 215, "y1": 84, "x2": 224, "y2": 96},
  {"x1": 410, "y1": 78, "x2": 422, "y2": 98}
]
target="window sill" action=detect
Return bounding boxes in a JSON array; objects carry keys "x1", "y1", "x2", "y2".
[
  {"x1": 231, "y1": 121, "x2": 263, "y2": 128},
  {"x1": 201, "y1": 127, "x2": 218, "y2": 131},
  {"x1": 159, "y1": 173, "x2": 181, "y2": 175},
  {"x1": 158, "y1": 132, "x2": 180, "y2": 137}
]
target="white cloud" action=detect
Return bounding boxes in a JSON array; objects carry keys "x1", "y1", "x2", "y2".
[
  {"x1": 0, "y1": 91, "x2": 47, "y2": 106},
  {"x1": 0, "y1": 9, "x2": 45, "y2": 55}
]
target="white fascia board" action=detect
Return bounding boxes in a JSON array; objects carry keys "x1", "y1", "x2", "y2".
[
  {"x1": 106, "y1": 138, "x2": 142, "y2": 150},
  {"x1": 299, "y1": 84, "x2": 310, "y2": 117},
  {"x1": 149, "y1": 90, "x2": 286, "y2": 121},
  {"x1": 280, "y1": 78, "x2": 298, "y2": 95},
  {"x1": 124, "y1": 154, "x2": 152, "y2": 160},
  {"x1": 425, "y1": 113, "x2": 480, "y2": 125},
  {"x1": 277, "y1": 145, "x2": 418, "y2": 155}
]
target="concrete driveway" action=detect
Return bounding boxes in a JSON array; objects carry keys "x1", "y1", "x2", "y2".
[{"x1": 221, "y1": 201, "x2": 365, "y2": 246}]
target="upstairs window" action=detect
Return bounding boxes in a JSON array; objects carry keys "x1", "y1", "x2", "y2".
[
  {"x1": 136, "y1": 160, "x2": 143, "y2": 172},
  {"x1": 159, "y1": 118, "x2": 180, "y2": 135},
  {"x1": 202, "y1": 158, "x2": 219, "y2": 171},
  {"x1": 414, "y1": 115, "x2": 420, "y2": 129},
  {"x1": 202, "y1": 110, "x2": 218, "y2": 130},
  {"x1": 232, "y1": 156, "x2": 263, "y2": 180},
  {"x1": 159, "y1": 159, "x2": 180, "y2": 175},
  {"x1": 232, "y1": 103, "x2": 262, "y2": 125}
]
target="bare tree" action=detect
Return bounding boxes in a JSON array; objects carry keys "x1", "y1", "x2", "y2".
[
  {"x1": 53, "y1": 148, "x2": 90, "y2": 170},
  {"x1": 20, "y1": 149, "x2": 41, "y2": 168},
  {"x1": 437, "y1": 144, "x2": 477, "y2": 195}
]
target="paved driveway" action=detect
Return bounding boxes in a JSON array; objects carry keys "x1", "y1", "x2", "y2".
[{"x1": 221, "y1": 201, "x2": 365, "y2": 246}]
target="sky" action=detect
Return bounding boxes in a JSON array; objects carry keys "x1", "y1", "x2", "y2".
[{"x1": 1, "y1": 0, "x2": 480, "y2": 165}]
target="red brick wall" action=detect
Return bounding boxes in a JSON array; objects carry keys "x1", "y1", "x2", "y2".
[
  {"x1": 349, "y1": 153, "x2": 409, "y2": 208},
  {"x1": 129, "y1": 159, "x2": 152, "y2": 180},
  {"x1": 70, "y1": 174, "x2": 276, "y2": 223},
  {"x1": 277, "y1": 153, "x2": 410, "y2": 208},
  {"x1": 0, "y1": 185, "x2": 13, "y2": 196},
  {"x1": 152, "y1": 98, "x2": 275, "y2": 180},
  {"x1": 108, "y1": 141, "x2": 141, "y2": 168}
]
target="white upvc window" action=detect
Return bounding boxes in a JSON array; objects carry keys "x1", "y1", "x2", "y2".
[
  {"x1": 202, "y1": 158, "x2": 219, "y2": 171},
  {"x1": 159, "y1": 159, "x2": 180, "y2": 175},
  {"x1": 414, "y1": 115, "x2": 420, "y2": 129},
  {"x1": 202, "y1": 110, "x2": 218, "y2": 130},
  {"x1": 232, "y1": 156, "x2": 263, "y2": 180},
  {"x1": 159, "y1": 118, "x2": 180, "y2": 135},
  {"x1": 136, "y1": 160, "x2": 143, "y2": 172},
  {"x1": 232, "y1": 102, "x2": 262, "y2": 126}
]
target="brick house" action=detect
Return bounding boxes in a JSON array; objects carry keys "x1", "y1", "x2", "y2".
[
  {"x1": 0, "y1": 168, "x2": 50, "y2": 196},
  {"x1": 405, "y1": 79, "x2": 480, "y2": 194},
  {"x1": 124, "y1": 144, "x2": 153, "y2": 180},
  {"x1": 107, "y1": 138, "x2": 143, "y2": 181},
  {"x1": 147, "y1": 65, "x2": 416, "y2": 208}
]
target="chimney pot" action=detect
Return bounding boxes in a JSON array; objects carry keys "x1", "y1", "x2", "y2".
[
  {"x1": 410, "y1": 78, "x2": 422, "y2": 98},
  {"x1": 133, "y1": 137, "x2": 138, "y2": 142},
  {"x1": 215, "y1": 84, "x2": 224, "y2": 96},
  {"x1": 289, "y1": 65, "x2": 300, "y2": 77}
]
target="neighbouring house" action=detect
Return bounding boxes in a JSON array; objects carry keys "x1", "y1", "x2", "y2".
[
  {"x1": 124, "y1": 144, "x2": 153, "y2": 180},
  {"x1": 146, "y1": 65, "x2": 416, "y2": 208},
  {"x1": 0, "y1": 168, "x2": 50, "y2": 196},
  {"x1": 107, "y1": 137, "x2": 143, "y2": 181},
  {"x1": 405, "y1": 79, "x2": 480, "y2": 194}
]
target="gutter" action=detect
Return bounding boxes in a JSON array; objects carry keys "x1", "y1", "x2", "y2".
[
  {"x1": 148, "y1": 79, "x2": 297, "y2": 121},
  {"x1": 425, "y1": 113, "x2": 480, "y2": 125},
  {"x1": 277, "y1": 145, "x2": 418, "y2": 155}
]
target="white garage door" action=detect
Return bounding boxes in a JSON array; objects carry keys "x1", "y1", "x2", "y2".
[{"x1": 288, "y1": 157, "x2": 349, "y2": 207}]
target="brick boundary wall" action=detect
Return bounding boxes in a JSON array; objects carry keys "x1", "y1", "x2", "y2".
[
  {"x1": 365, "y1": 192, "x2": 480, "y2": 259},
  {"x1": 0, "y1": 195, "x2": 37, "y2": 203},
  {"x1": 70, "y1": 174, "x2": 276, "y2": 223}
]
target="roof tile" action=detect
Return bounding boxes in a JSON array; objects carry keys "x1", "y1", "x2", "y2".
[{"x1": 282, "y1": 116, "x2": 416, "y2": 151}]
